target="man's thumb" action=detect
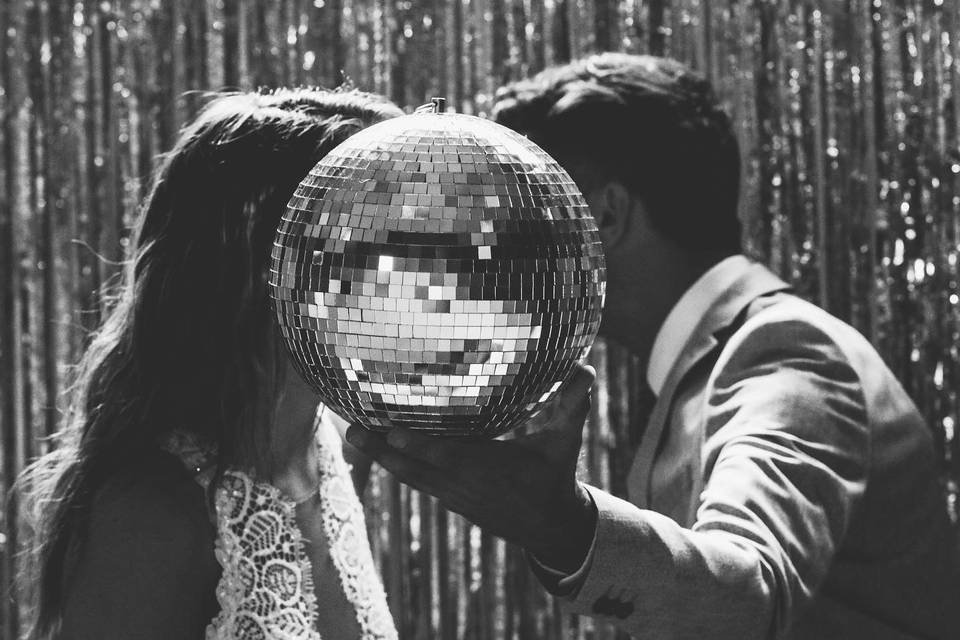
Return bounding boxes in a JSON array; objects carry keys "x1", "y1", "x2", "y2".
[{"x1": 534, "y1": 363, "x2": 595, "y2": 464}]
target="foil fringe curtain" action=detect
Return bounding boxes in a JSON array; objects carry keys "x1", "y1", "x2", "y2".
[{"x1": 1, "y1": 1, "x2": 958, "y2": 638}]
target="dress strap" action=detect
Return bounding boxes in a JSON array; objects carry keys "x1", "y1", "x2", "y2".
[
  {"x1": 160, "y1": 430, "x2": 218, "y2": 489},
  {"x1": 207, "y1": 468, "x2": 322, "y2": 639},
  {"x1": 157, "y1": 411, "x2": 397, "y2": 640},
  {"x1": 314, "y1": 408, "x2": 397, "y2": 638}
]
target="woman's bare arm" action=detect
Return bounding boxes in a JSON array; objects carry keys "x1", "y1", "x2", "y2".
[{"x1": 59, "y1": 454, "x2": 219, "y2": 640}]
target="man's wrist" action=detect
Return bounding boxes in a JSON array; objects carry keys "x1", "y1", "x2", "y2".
[{"x1": 526, "y1": 482, "x2": 598, "y2": 574}]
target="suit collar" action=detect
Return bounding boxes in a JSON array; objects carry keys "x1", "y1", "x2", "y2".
[
  {"x1": 654, "y1": 259, "x2": 790, "y2": 398},
  {"x1": 626, "y1": 260, "x2": 791, "y2": 506},
  {"x1": 647, "y1": 255, "x2": 756, "y2": 396}
]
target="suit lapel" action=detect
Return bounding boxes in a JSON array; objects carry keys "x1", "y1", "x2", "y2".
[{"x1": 626, "y1": 264, "x2": 791, "y2": 507}]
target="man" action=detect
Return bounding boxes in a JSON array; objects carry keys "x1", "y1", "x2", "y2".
[{"x1": 347, "y1": 53, "x2": 960, "y2": 638}]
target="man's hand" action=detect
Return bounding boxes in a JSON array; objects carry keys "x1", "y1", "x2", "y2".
[{"x1": 346, "y1": 363, "x2": 598, "y2": 574}]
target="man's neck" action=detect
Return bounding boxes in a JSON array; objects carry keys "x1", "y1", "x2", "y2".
[{"x1": 604, "y1": 252, "x2": 723, "y2": 363}]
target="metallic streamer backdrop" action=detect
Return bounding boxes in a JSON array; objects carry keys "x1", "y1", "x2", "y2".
[{"x1": 0, "y1": 1, "x2": 957, "y2": 638}]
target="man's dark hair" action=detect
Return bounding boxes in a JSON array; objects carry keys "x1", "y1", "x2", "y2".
[{"x1": 492, "y1": 53, "x2": 742, "y2": 253}]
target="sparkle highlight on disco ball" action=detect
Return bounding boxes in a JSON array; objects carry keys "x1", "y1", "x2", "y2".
[{"x1": 270, "y1": 105, "x2": 605, "y2": 437}]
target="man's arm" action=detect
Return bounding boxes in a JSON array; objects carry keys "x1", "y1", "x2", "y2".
[
  {"x1": 561, "y1": 316, "x2": 869, "y2": 639},
  {"x1": 346, "y1": 365, "x2": 599, "y2": 572},
  {"x1": 347, "y1": 313, "x2": 869, "y2": 639}
]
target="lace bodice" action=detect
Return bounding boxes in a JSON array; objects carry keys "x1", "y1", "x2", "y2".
[{"x1": 163, "y1": 409, "x2": 397, "y2": 640}]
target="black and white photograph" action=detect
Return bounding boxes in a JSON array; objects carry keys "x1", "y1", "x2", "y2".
[{"x1": 0, "y1": 1, "x2": 959, "y2": 638}]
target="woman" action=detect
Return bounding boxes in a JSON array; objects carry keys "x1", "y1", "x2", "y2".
[{"x1": 19, "y1": 88, "x2": 403, "y2": 639}]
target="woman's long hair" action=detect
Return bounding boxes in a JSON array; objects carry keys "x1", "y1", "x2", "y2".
[{"x1": 18, "y1": 87, "x2": 402, "y2": 638}]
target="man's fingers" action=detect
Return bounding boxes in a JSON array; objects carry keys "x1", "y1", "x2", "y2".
[
  {"x1": 346, "y1": 425, "x2": 449, "y2": 496},
  {"x1": 525, "y1": 363, "x2": 595, "y2": 428},
  {"x1": 508, "y1": 364, "x2": 594, "y2": 463},
  {"x1": 348, "y1": 424, "x2": 475, "y2": 471},
  {"x1": 385, "y1": 427, "x2": 472, "y2": 469},
  {"x1": 345, "y1": 424, "x2": 386, "y2": 454},
  {"x1": 531, "y1": 363, "x2": 596, "y2": 433},
  {"x1": 556, "y1": 363, "x2": 596, "y2": 414},
  {"x1": 374, "y1": 451, "x2": 445, "y2": 497},
  {"x1": 345, "y1": 366, "x2": 594, "y2": 482},
  {"x1": 526, "y1": 394, "x2": 561, "y2": 431}
]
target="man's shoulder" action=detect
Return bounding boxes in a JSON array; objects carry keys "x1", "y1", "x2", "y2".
[
  {"x1": 742, "y1": 290, "x2": 849, "y2": 332},
  {"x1": 734, "y1": 291, "x2": 878, "y2": 365},
  {"x1": 705, "y1": 289, "x2": 904, "y2": 415},
  {"x1": 714, "y1": 290, "x2": 918, "y2": 424}
]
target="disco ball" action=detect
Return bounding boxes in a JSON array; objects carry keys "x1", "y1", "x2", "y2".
[{"x1": 269, "y1": 101, "x2": 605, "y2": 437}]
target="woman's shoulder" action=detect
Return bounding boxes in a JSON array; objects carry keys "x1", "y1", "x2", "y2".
[
  {"x1": 90, "y1": 447, "x2": 214, "y2": 532},
  {"x1": 85, "y1": 448, "x2": 218, "y2": 580},
  {"x1": 60, "y1": 448, "x2": 220, "y2": 638},
  {"x1": 83, "y1": 445, "x2": 219, "y2": 572}
]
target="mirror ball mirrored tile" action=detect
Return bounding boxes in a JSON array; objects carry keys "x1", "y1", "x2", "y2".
[{"x1": 270, "y1": 111, "x2": 606, "y2": 437}]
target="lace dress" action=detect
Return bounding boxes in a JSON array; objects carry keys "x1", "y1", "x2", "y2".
[{"x1": 163, "y1": 408, "x2": 397, "y2": 640}]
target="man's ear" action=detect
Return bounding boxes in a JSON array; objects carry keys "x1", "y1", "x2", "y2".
[{"x1": 591, "y1": 181, "x2": 633, "y2": 250}]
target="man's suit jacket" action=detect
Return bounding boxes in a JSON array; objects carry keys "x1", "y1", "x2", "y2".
[{"x1": 563, "y1": 262, "x2": 960, "y2": 638}]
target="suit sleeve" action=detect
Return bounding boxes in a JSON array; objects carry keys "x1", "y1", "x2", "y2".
[{"x1": 559, "y1": 316, "x2": 870, "y2": 640}]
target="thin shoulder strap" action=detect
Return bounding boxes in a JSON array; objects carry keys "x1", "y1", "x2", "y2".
[{"x1": 159, "y1": 430, "x2": 219, "y2": 520}]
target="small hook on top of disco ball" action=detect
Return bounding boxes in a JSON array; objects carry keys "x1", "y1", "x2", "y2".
[{"x1": 415, "y1": 97, "x2": 447, "y2": 114}]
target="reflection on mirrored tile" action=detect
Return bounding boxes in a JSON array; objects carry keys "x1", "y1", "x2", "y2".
[{"x1": 270, "y1": 112, "x2": 606, "y2": 437}]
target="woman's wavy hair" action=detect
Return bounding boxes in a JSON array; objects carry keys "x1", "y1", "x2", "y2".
[{"x1": 17, "y1": 87, "x2": 402, "y2": 638}]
